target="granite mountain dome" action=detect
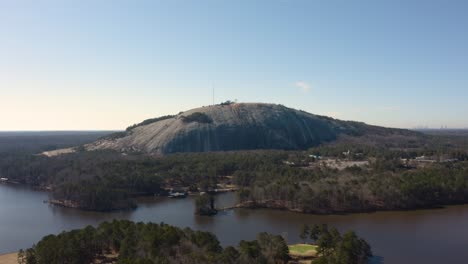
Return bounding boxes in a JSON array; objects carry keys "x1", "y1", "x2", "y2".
[{"x1": 85, "y1": 103, "x2": 418, "y2": 154}]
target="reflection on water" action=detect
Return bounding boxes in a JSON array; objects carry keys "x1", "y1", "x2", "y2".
[{"x1": 1, "y1": 184, "x2": 468, "y2": 264}]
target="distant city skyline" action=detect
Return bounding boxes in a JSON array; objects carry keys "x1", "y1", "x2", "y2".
[{"x1": 1, "y1": 1, "x2": 468, "y2": 130}]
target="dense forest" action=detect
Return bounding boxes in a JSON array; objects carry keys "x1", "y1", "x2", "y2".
[
  {"x1": 236, "y1": 155, "x2": 468, "y2": 213},
  {"x1": 0, "y1": 150, "x2": 286, "y2": 210},
  {"x1": 235, "y1": 132, "x2": 468, "y2": 213},
  {"x1": 0, "y1": 131, "x2": 468, "y2": 213},
  {"x1": 0, "y1": 131, "x2": 112, "y2": 154},
  {"x1": 18, "y1": 220, "x2": 371, "y2": 264}
]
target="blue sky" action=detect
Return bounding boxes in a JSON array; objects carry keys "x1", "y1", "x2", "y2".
[{"x1": 1, "y1": 0, "x2": 467, "y2": 130}]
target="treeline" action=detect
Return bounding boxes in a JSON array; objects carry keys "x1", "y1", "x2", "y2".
[
  {"x1": 19, "y1": 220, "x2": 289, "y2": 264},
  {"x1": 308, "y1": 134, "x2": 468, "y2": 161},
  {"x1": 101, "y1": 115, "x2": 178, "y2": 140},
  {"x1": 18, "y1": 220, "x2": 371, "y2": 264},
  {"x1": 126, "y1": 115, "x2": 176, "y2": 131},
  {"x1": 121, "y1": 111, "x2": 215, "y2": 134},
  {"x1": 0, "y1": 132, "x2": 111, "y2": 154},
  {"x1": 299, "y1": 224, "x2": 372, "y2": 264}
]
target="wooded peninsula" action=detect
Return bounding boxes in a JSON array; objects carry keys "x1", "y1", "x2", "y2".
[{"x1": 17, "y1": 220, "x2": 371, "y2": 264}]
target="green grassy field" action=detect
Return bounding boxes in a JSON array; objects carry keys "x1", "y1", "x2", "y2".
[{"x1": 288, "y1": 244, "x2": 318, "y2": 257}]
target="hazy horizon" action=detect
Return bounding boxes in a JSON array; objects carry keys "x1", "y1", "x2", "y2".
[
  {"x1": 2, "y1": 1, "x2": 468, "y2": 130},
  {"x1": 0, "y1": 100, "x2": 467, "y2": 132}
]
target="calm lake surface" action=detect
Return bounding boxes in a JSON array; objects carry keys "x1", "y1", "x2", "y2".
[{"x1": 1, "y1": 184, "x2": 468, "y2": 264}]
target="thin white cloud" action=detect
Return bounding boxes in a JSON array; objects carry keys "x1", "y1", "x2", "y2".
[{"x1": 295, "y1": 81, "x2": 311, "y2": 93}]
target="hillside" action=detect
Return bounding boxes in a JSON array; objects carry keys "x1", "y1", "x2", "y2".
[{"x1": 83, "y1": 103, "x2": 419, "y2": 155}]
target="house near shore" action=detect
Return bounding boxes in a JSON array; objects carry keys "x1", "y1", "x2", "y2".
[
  {"x1": 167, "y1": 188, "x2": 188, "y2": 198},
  {"x1": 309, "y1": 154, "x2": 321, "y2": 160},
  {"x1": 442, "y1": 158, "x2": 458, "y2": 163},
  {"x1": 414, "y1": 156, "x2": 437, "y2": 163},
  {"x1": 413, "y1": 155, "x2": 458, "y2": 163}
]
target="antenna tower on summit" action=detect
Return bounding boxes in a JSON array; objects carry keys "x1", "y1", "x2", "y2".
[{"x1": 212, "y1": 85, "x2": 215, "y2": 105}]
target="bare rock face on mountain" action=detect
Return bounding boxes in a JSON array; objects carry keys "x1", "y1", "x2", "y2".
[{"x1": 86, "y1": 103, "x2": 417, "y2": 154}]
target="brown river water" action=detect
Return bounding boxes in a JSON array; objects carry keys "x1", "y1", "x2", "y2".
[{"x1": 1, "y1": 184, "x2": 468, "y2": 264}]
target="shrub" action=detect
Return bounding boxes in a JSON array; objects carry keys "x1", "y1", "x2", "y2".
[{"x1": 181, "y1": 112, "x2": 213, "y2": 124}]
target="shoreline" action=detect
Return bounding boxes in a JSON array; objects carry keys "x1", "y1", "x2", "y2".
[
  {"x1": 234, "y1": 200, "x2": 467, "y2": 215},
  {"x1": 3, "y1": 182, "x2": 467, "y2": 216}
]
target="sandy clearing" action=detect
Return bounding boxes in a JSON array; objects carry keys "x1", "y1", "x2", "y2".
[
  {"x1": 0, "y1": 252, "x2": 18, "y2": 264},
  {"x1": 42, "y1": 147, "x2": 76, "y2": 157}
]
